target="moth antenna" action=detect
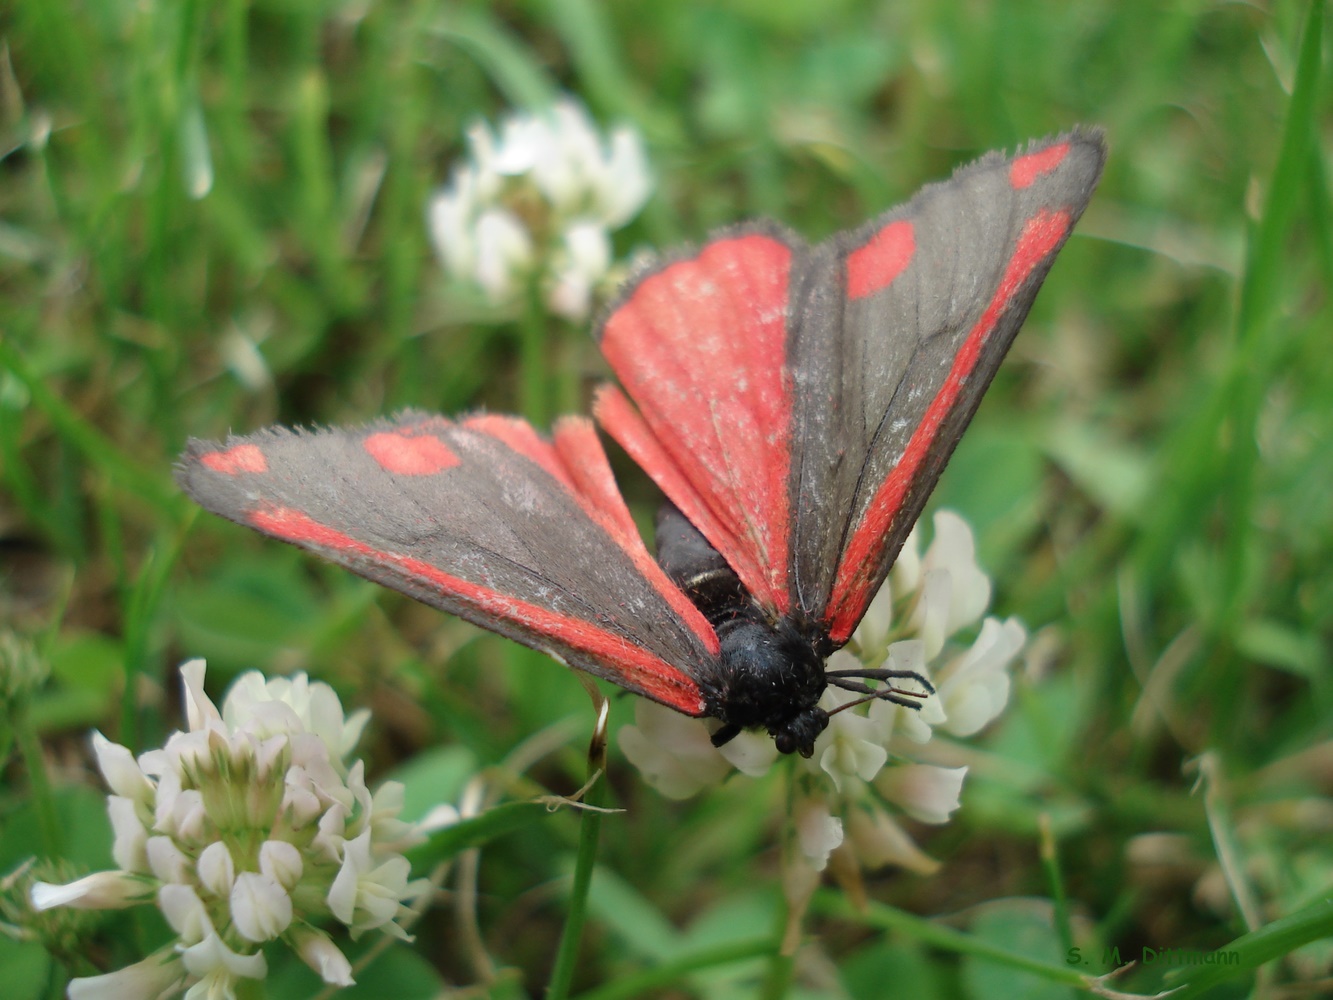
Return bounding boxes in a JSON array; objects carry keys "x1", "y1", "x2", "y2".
[
  {"x1": 825, "y1": 668, "x2": 935, "y2": 715},
  {"x1": 825, "y1": 692, "x2": 883, "y2": 716},
  {"x1": 709, "y1": 722, "x2": 742, "y2": 748}
]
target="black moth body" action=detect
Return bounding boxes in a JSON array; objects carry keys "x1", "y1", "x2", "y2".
[{"x1": 655, "y1": 503, "x2": 921, "y2": 756}]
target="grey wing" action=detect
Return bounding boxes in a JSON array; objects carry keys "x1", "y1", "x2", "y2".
[
  {"x1": 785, "y1": 129, "x2": 1107, "y2": 644},
  {"x1": 177, "y1": 411, "x2": 721, "y2": 715}
]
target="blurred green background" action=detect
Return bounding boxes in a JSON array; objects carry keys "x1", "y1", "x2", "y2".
[{"x1": 1, "y1": 0, "x2": 1329, "y2": 997}]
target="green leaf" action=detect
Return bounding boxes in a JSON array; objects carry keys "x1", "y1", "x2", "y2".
[
  {"x1": 1235, "y1": 618, "x2": 1323, "y2": 678},
  {"x1": 389, "y1": 744, "x2": 480, "y2": 824},
  {"x1": 436, "y1": 9, "x2": 558, "y2": 111},
  {"x1": 1162, "y1": 896, "x2": 1333, "y2": 999},
  {"x1": 962, "y1": 904, "x2": 1072, "y2": 1000}
]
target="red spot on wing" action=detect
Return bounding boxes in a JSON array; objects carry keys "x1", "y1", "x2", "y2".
[
  {"x1": 364, "y1": 431, "x2": 461, "y2": 475},
  {"x1": 598, "y1": 233, "x2": 794, "y2": 614},
  {"x1": 248, "y1": 505, "x2": 708, "y2": 715},
  {"x1": 201, "y1": 444, "x2": 268, "y2": 475},
  {"x1": 825, "y1": 208, "x2": 1073, "y2": 643},
  {"x1": 1009, "y1": 142, "x2": 1069, "y2": 189},
  {"x1": 846, "y1": 220, "x2": 915, "y2": 300}
]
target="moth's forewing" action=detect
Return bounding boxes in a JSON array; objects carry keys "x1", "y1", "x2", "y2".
[
  {"x1": 178, "y1": 413, "x2": 719, "y2": 714},
  {"x1": 797, "y1": 130, "x2": 1107, "y2": 641}
]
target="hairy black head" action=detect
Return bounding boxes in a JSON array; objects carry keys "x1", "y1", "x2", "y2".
[{"x1": 701, "y1": 612, "x2": 829, "y2": 757}]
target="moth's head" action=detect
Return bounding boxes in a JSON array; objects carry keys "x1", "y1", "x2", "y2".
[
  {"x1": 711, "y1": 613, "x2": 830, "y2": 756},
  {"x1": 772, "y1": 706, "x2": 830, "y2": 758}
]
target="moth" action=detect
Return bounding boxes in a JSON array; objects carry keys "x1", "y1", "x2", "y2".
[{"x1": 179, "y1": 130, "x2": 1105, "y2": 757}]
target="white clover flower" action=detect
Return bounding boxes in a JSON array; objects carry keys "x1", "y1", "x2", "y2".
[
  {"x1": 620, "y1": 510, "x2": 1028, "y2": 891},
  {"x1": 293, "y1": 926, "x2": 354, "y2": 987},
  {"x1": 714, "y1": 726, "x2": 781, "y2": 776},
  {"x1": 931, "y1": 616, "x2": 1026, "y2": 737},
  {"x1": 29, "y1": 872, "x2": 143, "y2": 912},
  {"x1": 840, "y1": 803, "x2": 940, "y2": 876},
  {"x1": 876, "y1": 763, "x2": 967, "y2": 825},
  {"x1": 427, "y1": 96, "x2": 652, "y2": 321},
  {"x1": 548, "y1": 219, "x2": 613, "y2": 320},
  {"x1": 617, "y1": 698, "x2": 778, "y2": 801},
  {"x1": 807, "y1": 679, "x2": 890, "y2": 792},
  {"x1": 913, "y1": 510, "x2": 992, "y2": 658},
  {"x1": 32, "y1": 659, "x2": 428, "y2": 998},
  {"x1": 221, "y1": 669, "x2": 371, "y2": 764},
  {"x1": 327, "y1": 829, "x2": 416, "y2": 940},
  {"x1": 793, "y1": 794, "x2": 845, "y2": 871},
  {"x1": 473, "y1": 208, "x2": 535, "y2": 304},
  {"x1": 617, "y1": 699, "x2": 734, "y2": 800},
  {"x1": 66, "y1": 953, "x2": 184, "y2": 1000},
  {"x1": 231, "y1": 870, "x2": 292, "y2": 942}
]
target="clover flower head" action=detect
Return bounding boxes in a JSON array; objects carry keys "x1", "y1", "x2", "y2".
[
  {"x1": 31, "y1": 659, "x2": 428, "y2": 1000},
  {"x1": 428, "y1": 96, "x2": 652, "y2": 321},
  {"x1": 619, "y1": 510, "x2": 1028, "y2": 894}
]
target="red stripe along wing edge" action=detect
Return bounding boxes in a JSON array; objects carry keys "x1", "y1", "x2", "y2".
[{"x1": 809, "y1": 130, "x2": 1106, "y2": 642}]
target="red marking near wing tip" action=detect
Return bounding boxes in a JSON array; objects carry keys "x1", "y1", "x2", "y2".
[
  {"x1": 1010, "y1": 142, "x2": 1069, "y2": 189},
  {"x1": 201, "y1": 443, "x2": 267, "y2": 475},
  {"x1": 826, "y1": 207, "x2": 1073, "y2": 643},
  {"x1": 364, "y1": 431, "x2": 461, "y2": 475},
  {"x1": 248, "y1": 504, "x2": 708, "y2": 714},
  {"x1": 846, "y1": 220, "x2": 915, "y2": 300}
]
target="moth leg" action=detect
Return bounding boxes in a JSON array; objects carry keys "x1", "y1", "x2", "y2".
[{"x1": 709, "y1": 722, "x2": 742, "y2": 748}]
